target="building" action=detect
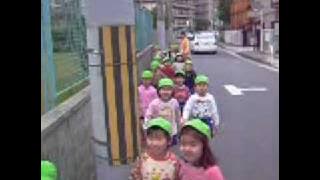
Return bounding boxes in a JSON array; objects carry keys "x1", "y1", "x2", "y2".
[
  {"x1": 171, "y1": 0, "x2": 196, "y2": 31},
  {"x1": 230, "y1": 0, "x2": 251, "y2": 30},
  {"x1": 194, "y1": 0, "x2": 219, "y2": 30},
  {"x1": 134, "y1": 0, "x2": 157, "y2": 11},
  {"x1": 230, "y1": 0, "x2": 279, "y2": 49}
]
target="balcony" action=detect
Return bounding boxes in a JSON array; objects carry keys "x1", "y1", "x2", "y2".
[
  {"x1": 173, "y1": 13, "x2": 192, "y2": 18},
  {"x1": 172, "y1": 3, "x2": 195, "y2": 10}
]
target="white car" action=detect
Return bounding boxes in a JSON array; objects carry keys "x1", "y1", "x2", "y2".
[{"x1": 191, "y1": 32, "x2": 218, "y2": 54}]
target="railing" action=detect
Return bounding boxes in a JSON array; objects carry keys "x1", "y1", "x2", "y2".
[{"x1": 41, "y1": 0, "x2": 88, "y2": 115}]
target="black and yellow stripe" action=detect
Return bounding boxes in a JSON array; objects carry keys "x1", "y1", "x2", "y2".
[{"x1": 99, "y1": 25, "x2": 140, "y2": 166}]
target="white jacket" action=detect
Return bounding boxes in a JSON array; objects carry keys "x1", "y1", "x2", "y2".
[{"x1": 182, "y1": 93, "x2": 220, "y2": 126}]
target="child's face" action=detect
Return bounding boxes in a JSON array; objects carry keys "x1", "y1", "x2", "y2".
[
  {"x1": 180, "y1": 132, "x2": 203, "y2": 164},
  {"x1": 195, "y1": 83, "x2": 208, "y2": 96},
  {"x1": 146, "y1": 129, "x2": 169, "y2": 156},
  {"x1": 177, "y1": 56, "x2": 183, "y2": 62},
  {"x1": 175, "y1": 76, "x2": 185, "y2": 86},
  {"x1": 159, "y1": 87, "x2": 173, "y2": 101},
  {"x1": 185, "y1": 64, "x2": 193, "y2": 71},
  {"x1": 143, "y1": 78, "x2": 152, "y2": 86},
  {"x1": 164, "y1": 61, "x2": 171, "y2": 66}
]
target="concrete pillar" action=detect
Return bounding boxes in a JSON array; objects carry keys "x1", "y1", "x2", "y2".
[
  {"x1": 86, "y1": 0, "x2": 140, "y2": 167},
  {"x1": 157, "y1": 0, "x2": 166, "y2": 49}
]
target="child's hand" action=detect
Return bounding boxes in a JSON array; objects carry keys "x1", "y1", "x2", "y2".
[{"x1": 180, "y1": 118, "x2": 186, "y2": 125}]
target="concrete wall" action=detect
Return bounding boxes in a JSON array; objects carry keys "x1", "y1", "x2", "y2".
[
  {"x1": 41, "y1": 86, "x2": 96, "y2": 180},
  {"x1": 137, "y1": 44, "x2": 154, "y2": 81},
  {"x1": 224, "y1": 30, "x2": 243, "y2": 46}
]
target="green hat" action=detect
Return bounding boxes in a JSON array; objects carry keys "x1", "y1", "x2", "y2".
[
  {"x1": 182, "y1": 119, "x2": 211, "y2": 139},
  {"x1": 175, "y1": 70, "x2": 185, "y2": 77},
  {"x1": 151, "y1": 60, "x2": 161, "y2": 71},
  {"x1": 142, "y1": 70, "x2": 153, "y2": 79},
  {"x1": 154, "y1": 45, "x2": 160, "y2": 49},
  {"x1": 146, "y1": 117, "x2": 172, "y2": 135},
  {"x1": 153, "y1": 55, "x2": 162, "y2": 62},
  {"x1": 185, "y1": 60, "x2": 193, "y2": 64},
  {"x1": 41, "y1": 161, "x2": 57, "y2": 180},
  {"x1": 158, "y1": 78, "x2": 174, "y2": 88},
  {"x1": 162, "y1": 57, "x2": 170, "y2": 63},
  {"x1": 170, "y1": 44, "x2": 179, "y2": 50},
  {"x1": 195, "y1": 75, "x2": 209, "y2": 84}
]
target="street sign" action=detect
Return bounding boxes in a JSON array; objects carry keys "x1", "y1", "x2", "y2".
[{"x1": 224, "y1": 84, "x2": 268, "y2": 96}]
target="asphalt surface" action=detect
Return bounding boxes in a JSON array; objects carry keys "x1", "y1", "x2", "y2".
[
  {"x1": 192, "y1": 48, "x2": 279, "y2": 180},
  {"x1": 96, "y1": 48, "x2": 279, "y2": 180}
]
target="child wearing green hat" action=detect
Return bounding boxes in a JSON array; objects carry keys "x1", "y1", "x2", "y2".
[
  {"x1": 139, "y1": 70, "x2": 158, "y2": 119},
  {"x1": 130, "y1": 117, "x2": 180, "y2": 180},
  {"x1": 139, "y1": 70, "x2": 159, "y2": 147},
  {"x1": 160, "y1": 57, "x2": 176, "y2": 79},
  {"x1": 173, "y1": 71, "x2": 190, "y2": 114},
  {"x1": 182, "y1": 75, "x2": 220, "y2": 136},
  {"x1": 150, "y1": 60, "x2": 165, "y2": 89},
  {"x1": 178, "y1": 119, "x2": 224, "y2": 180},
  {"x1": 41, "y1": 160, "x2": 57, "y2": 180},
  {"x1": 144, "y1": 78, "x2": 181, "y2": 145},
  {"x1": 184, "y1": 60, "x2": 197, "y2": 94},
  {"x1": 172, "y1": 53, "x2": 185, "y2": 72}
]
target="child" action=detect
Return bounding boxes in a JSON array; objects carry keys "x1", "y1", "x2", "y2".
[
  {"x1": 184, "y1": 60, "x2": 197, "y2": 94},
  {"x1": 178, "y1": 119, "x2": 224, "y2": 180},
  {"x1": 173, "y1": 71, "x2": 190, "y2": 114},
  {"x1": 41, "y1": 160, "x2": 58, "y2": 180},
  {"x1": 152, "y1": 55, "x2": 162, "y2": 63},
  {"x1": 182, "y1": 75, "x2": 220, "y2": 137},
  {"x1": 144, "y1": 78, "x2": 181, "y2": 145},
  {"x1": 139, "y1": 70, "x2": 158, "y2": 147},
  {"x1": 150, "y1": 60, "x2": 165, "y2": 89},
  {"x1": 173, "y1": 53, "x2": 185, "y2": 72},
  {"x1": 130, "y1": 117, "x2": 180, "y2": 180},
  {"x1": 160, "y1": 57, "x2": 176, "y2": 79},
  {"x1": 139, "y1": 70, "x2": 158, "y2": 118}
]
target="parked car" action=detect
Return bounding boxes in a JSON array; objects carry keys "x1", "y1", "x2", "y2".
[{"x1": 191, "y1": 32, "x2": 217, "y2": 54}]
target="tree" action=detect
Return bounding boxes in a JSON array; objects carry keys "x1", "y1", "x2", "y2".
[
  {"x1": 218, "y1": 0, "x2": 232, "y2": 29},
  {"x1": 151, "y1": 7, "x2": 157, "y2": 29}
]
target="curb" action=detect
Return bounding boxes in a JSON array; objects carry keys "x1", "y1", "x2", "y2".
[
  {"x1": 218, "y1": 44, "x2": 278, "y2": 69},
  {"x1": 238, "y1": 52, "x2": 279, "y2": 69}
]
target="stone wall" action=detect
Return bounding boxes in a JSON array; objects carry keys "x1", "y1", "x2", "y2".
[{"x1": 41, "y1": 86, "x2": 96, "y2": 180}]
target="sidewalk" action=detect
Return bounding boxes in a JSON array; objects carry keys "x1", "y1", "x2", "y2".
[{"x1": 218, "y1": 43, "x2": 279, "y2": 69}]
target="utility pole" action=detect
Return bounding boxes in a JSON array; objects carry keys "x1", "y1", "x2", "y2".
[
  {"x1": 157, "y1": 0, "x2": 166, "y2": 50},
  {"x1": 260, "y1": 9, "x2": 264, "y2": 52},
  {"x1": 167, "y1": 0, "x2": 173, "y2": 46}
]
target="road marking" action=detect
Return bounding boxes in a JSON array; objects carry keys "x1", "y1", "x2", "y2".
[
  {"x1": 224, "y1": 84, "x2": 268, "y2": 96},
  {"x1": 219, "y1": 47, "x2": 279, "y2": 73},
  {"x1": 241, "y1": 87, "x2": 268, "y2": 92},
  {"x1": 224, "y1": 84, "x2": 243, "y2": 95}
]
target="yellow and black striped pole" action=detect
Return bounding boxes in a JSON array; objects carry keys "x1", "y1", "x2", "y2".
[{"x1": 99, "y1": 25, "x2": 140, "y2": 165}]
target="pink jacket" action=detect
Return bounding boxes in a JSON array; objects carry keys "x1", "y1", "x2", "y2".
[
  {"x1": 178, "y1": 160, "x2": 224, "y2": 180},
  {"x1": 138, "y1": 85, "x2": 158, "y2": 118},
  {"x1": 144, "y1": 98, "x2": 181, "y2": 135}
]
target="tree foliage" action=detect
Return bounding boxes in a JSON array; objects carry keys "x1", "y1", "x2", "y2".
[{"x1": 218, "y1": 0, "x2": 232, "y2": 28}]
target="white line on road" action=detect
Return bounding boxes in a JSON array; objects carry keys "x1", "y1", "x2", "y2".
[
  {"x1": 240, "y1": 87, "x2": 268, "y2": 92},
  {"x1": 219, "y1": 47, "x2": 279, "y2": 73},
  {"x1": 224, "y1": 84, "x2": 244, "y2": 95},
  {"x1": 224, "y1": 84, "x2": 268, "y2": 96}
]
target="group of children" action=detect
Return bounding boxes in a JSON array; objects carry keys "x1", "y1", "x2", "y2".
[{"x1": 134, "y1": 46, "x2": 224, "y2": 180}]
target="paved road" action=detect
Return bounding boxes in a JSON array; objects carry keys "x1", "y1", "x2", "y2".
[{"x1": 192, "y1": 48, "x2": 279, "y2": 180}]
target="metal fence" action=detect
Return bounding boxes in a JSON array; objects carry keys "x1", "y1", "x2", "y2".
[
  {"x1": 135, "y1": 6, "x2": 154, "y2": 51},
  {"x1": 41, "y1": 0, "x2": 88, "y2": 115}
]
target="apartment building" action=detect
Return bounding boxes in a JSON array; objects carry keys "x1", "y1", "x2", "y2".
[
  {"x1": 171, "y1": 0, "x2": 196, "y2": 30},
  {"x1": 134, "y1": 0, "x2": 157, "y2": 11},
  {"x1": 194, "y1": 0, "x2": 219, "y2": 30}
]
